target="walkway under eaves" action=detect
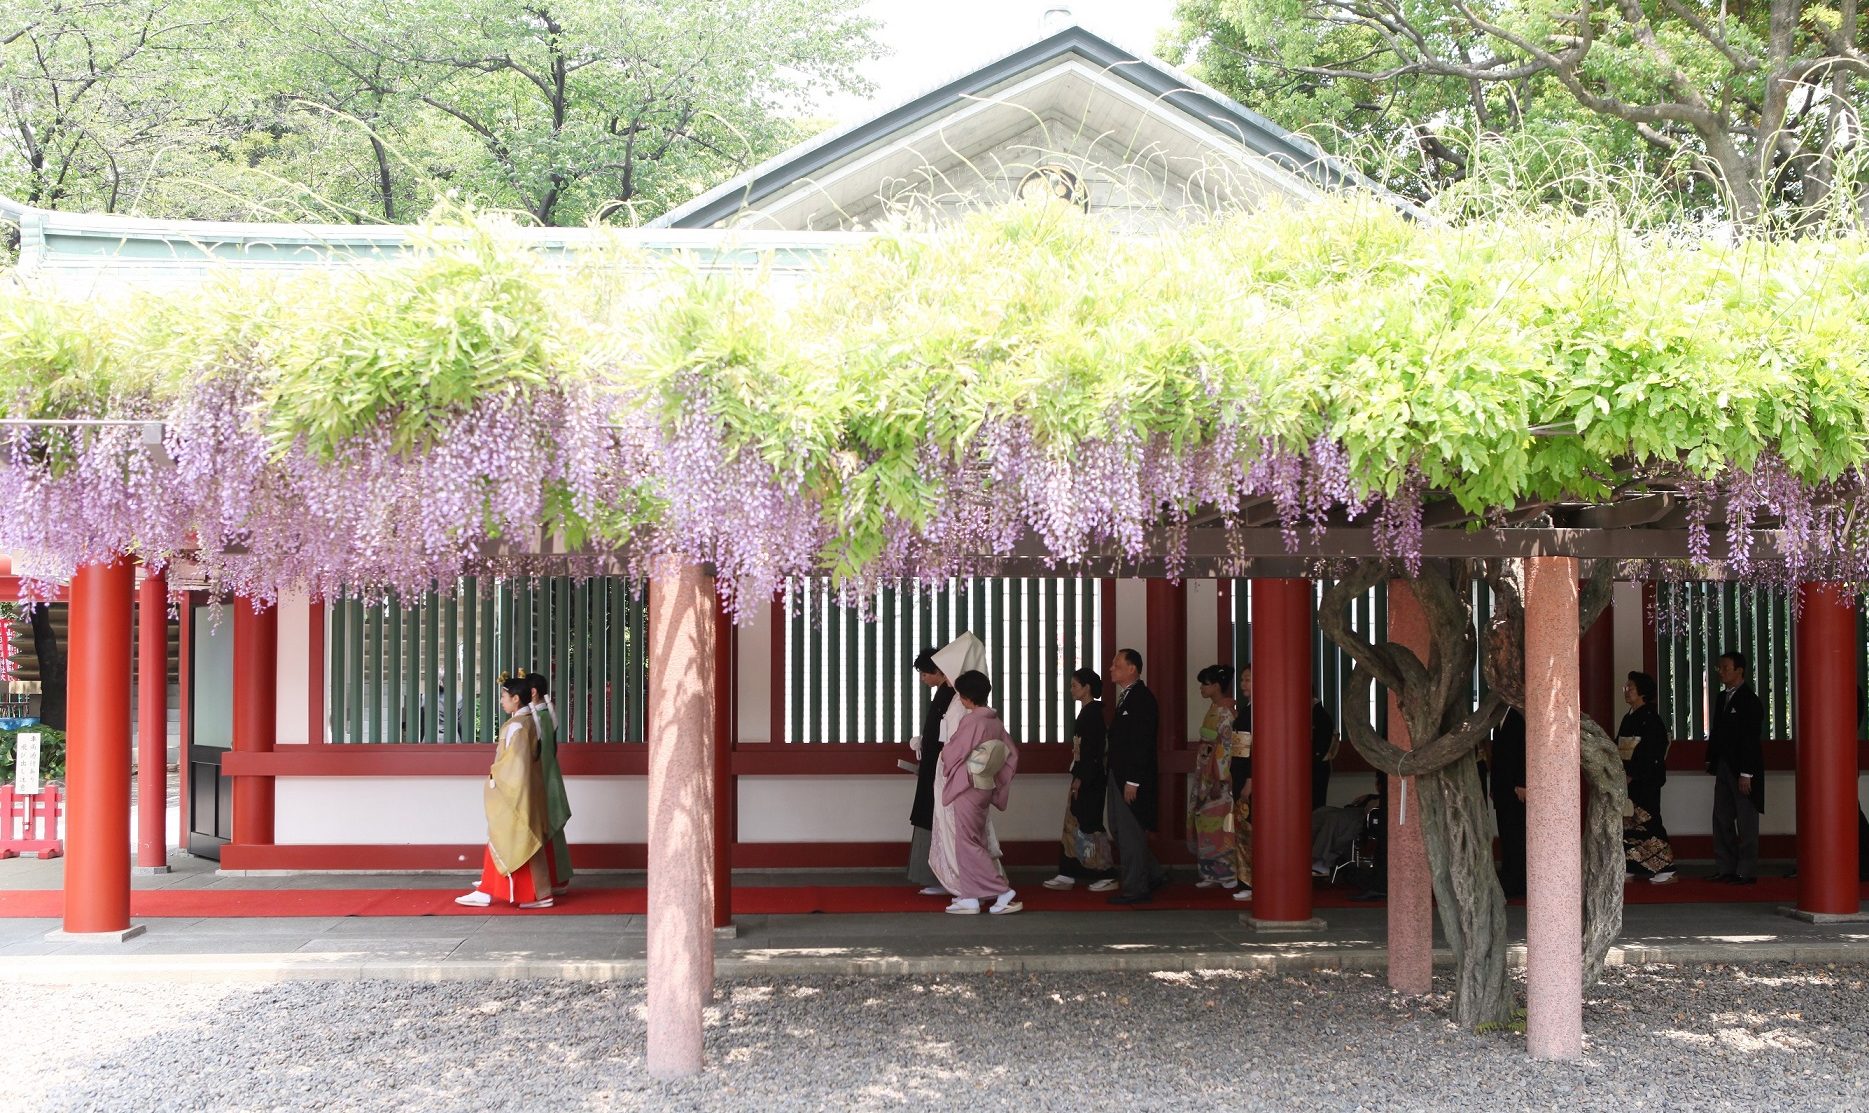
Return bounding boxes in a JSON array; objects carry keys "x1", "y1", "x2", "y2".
[{"x1": 2, "y1": 858, "x2": 1866, "y2": 983}]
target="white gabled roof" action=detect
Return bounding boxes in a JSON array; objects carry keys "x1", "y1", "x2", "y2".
[{"x1": 652, "y1": 22, "x2": 1397, "y2": 230}]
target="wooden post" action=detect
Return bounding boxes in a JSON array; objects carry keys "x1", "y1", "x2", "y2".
[
  {"x1": 1249, "y1": 577, "x2": 1317, "y2": 926},
  {"x1": 1795, "y1": 582, "x2": 1860, "y2": 917},
  {"x1": 646, "y1": 560, "x2": 716, "y2": 1079},
  {"x1": 57, "y1": 557, "x2": 141, "y2": 941},
  {"x1": 134, "y1": 567, "x2": 169, "y2": 873},
  {"x1": 713, "y1": 589, "x2": 737, "y2": 939},
  {"x1": 1144, "y1": 578, "x2": 1187, "y2": 851},
  {"x1": 1384, "y1": 580, "x2": 1432, "y2": 993},
  {"x1": 1579, "y1": 589, "x2": 1615, "y2": 732},
  {"x1": 231, "y1": 598, "x2": 278, "y2": 848},
  {"x1": 1524, "y1": 557, "x2": 1582, "y2": 1060}
]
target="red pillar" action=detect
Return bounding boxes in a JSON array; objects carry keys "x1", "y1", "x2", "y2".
[
  {"x1": 1249, "y1": 578, "x2": 1315, "y2": 924},
  {"x1": 1795, "y1": 582, "x2": 1859, "y2": 916},
  {"x1": 135, "y1": 568, "x2": 169, "y2": 872},
  {"x1": 1524, "y1": 557, "x2": 1582, "y2": 1060},
  {"x1": 1385, "y1": 580, "x2": 1433, "y2": 993},
  {"x1": 231, "y1": 598, "x2": 278, "y2": 848},
  {"x1": 61, "y1": 557, "x2": 140, "y2": 939},
  {"x1": 1144, "y1": 578, "x2": 1188, "y2": 849},
  {"x1": 646, "y1": 561, "x2": 716, "y2": 1079},
  {"x1": 711, "y1": 590, "x2": 736, "y2": 933},
  {"x1": 1579, "y1": 587, "x2": 1615, "y2": 732}
]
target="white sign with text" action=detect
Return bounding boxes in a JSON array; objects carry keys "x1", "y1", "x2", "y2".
[{"x1": 13, "y1": 732, "x2": 40, "y2": 795}]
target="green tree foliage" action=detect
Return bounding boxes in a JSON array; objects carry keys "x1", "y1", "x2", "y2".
[
  {"x1": 0, "y1": 0, "x2": 880, "y2": 223},
  {"x1": 1165, "y1": 0, "x2": 1869, "y2": 229},
  {"x1": 0, "y1": 1, "x2": 232, "y2": 212}
]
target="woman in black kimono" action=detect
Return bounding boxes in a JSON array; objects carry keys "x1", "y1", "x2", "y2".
[
  {"x1": 1043, "y1": 668, "x2": 1119, "y2": 890},
  {"x1": 1618, "y1": 671, "x2": 1675, "y2": 884},
  {"x1": 907, "y1": 647, "x2": 956, "y2": 895}
]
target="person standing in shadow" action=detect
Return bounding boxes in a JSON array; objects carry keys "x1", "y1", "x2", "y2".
[
  {"x1": 1490, "y1": 708, "x2": 1527, "y2": 899},
  {"x1": 1706, "y1": 650, "x2": 1765, "y2": 885}
]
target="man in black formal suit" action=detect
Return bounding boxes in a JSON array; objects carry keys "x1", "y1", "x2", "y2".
[
  {"x1": 1105, "y1": 647, "x2": 1168, "y2": 904},
  {"x1": 1706, "y1": 649, "x2": 1766, "y2": 884}
]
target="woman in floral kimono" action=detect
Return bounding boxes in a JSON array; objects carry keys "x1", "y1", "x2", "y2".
[
  {"x1": 455, "y1": 675, "x2": 554, "y2": 909},
  {"x1": 926, "y1": 631, "x2": 990, "y2": 895},
  {"x1": 1190, "y1": 664, "x2": 1240, "y2": 889},
  {"x1": 932, "y1": 670, "x2": 1022, "y2": 915}
]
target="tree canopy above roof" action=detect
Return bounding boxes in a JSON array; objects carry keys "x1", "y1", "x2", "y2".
[{"x1": 1, "y1": 198, "x2": 1865, "y2": 609}]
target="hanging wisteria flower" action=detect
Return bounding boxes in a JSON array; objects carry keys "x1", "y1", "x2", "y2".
[{"x1": 0, "y1": 199, "x2": 1859, "y2": 616}]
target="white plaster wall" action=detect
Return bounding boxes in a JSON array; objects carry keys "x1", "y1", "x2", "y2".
[
  {"x1": 737, "y1": 774, "x2": 1074, "y2": 842},
  {"x1": 1185, "y1": 580, "x2": 1219, "y2": 738},
  {"x1": 1654, "y1": 769, "x2": 1867, "y2": 838},
  {"x1": 736, "y1": 598, "x2": 774, "y2": 743},
  {"x1": 276, "y1": 590, "x2": 312, "y2": 745},
  {"x1": 1611, "y1": 581, "x2": 1644, "y2": 694},
  {"x1": 270, "y1": 768, "x2": 1869, "y2": 846},
  {"x1": 1113, "y1": 578, "x2": 1146, "y2": 662},
  {"x1": 277, "y1": 776, "x2": 647, "y2": 844}
]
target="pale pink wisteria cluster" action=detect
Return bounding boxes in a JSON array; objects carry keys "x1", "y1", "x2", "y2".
[{"x1": 3, "y1": 367, "x2": 1864, "y2": 624}]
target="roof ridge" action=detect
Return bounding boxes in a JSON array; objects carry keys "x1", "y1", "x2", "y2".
[{"x1": 651, "y1": 23, "x2": 1401, "y2": 230}]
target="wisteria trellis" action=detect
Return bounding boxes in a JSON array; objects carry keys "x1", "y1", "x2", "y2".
[{"x1": 3, "y1": 199, "x2": 1868, "y2": 618}]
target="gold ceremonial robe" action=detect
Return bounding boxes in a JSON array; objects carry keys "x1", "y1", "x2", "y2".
[{"x1": 484, "y1": 711, "x2": 548, "y2": 877}]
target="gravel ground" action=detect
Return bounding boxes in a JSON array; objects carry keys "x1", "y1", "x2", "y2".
[{"x1": 6, "y1": 964, "x2": 1867, "y2": 1112}]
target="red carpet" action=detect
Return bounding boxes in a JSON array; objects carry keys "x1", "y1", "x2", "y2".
[{"x1": 0, "y1": 875, "x2": 1848, "y2": 918}]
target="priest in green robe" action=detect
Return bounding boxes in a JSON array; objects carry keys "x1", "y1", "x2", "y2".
[{"x1": 528, "y1": 670, "x2": 574, "y2": 894}]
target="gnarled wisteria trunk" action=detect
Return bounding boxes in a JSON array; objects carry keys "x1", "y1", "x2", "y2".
[{"x1": 1319, "y1": 558, "x2": 1625, "y2": 1031}]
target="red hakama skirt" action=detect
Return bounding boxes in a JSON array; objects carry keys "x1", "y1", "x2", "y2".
[{"x1": 478, "y1": 845, "x2": 552, "y2": 906}]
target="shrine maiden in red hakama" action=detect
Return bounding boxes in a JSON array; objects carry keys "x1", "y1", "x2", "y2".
[{"x1": 457, "y1": 675, "x2": 554, "y2": 909}]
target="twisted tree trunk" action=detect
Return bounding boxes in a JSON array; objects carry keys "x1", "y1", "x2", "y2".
[
  {"x1": 1322, "y1": 560, "x2": 1513, "y2": 1027},
  {"x1": 1319, "y1": 558, "x2": 1626, "y2": 1030},
  {"x1": 1415, "y1": 747, "x2": 1512, "y2": 1025},
  {"x1": 1580, "y1": 717, "x2": 1627, "y2": 986}
]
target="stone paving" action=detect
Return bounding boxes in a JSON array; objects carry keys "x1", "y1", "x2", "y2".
[{"x1": 3, "y1": 854, "x2": 1869, "y2": 979}]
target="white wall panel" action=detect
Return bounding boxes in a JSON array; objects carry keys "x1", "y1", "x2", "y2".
[
  {"x1": 276, "y1": 590, "x2": 312, "y2": 745},
  {"x1": 736, "y1": 598, "x2": 774, "y2": 743},
  {"x1": 1185, "y1": 580, "x2": 1218, "y2": 737},
  {"x1": 1113, "y1": 578, "x2": 1146, "y2": 663},
  {"x1": 736, "y1": 774, "x2": 1073, "y2": 842},
  {"x1": 277, "y1": 776, "x2": 647, "y2": 844}
]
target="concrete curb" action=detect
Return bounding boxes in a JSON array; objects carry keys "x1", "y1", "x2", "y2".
[{"x1": 4, "y1": 938, "x2": 1869, "y2": 984}]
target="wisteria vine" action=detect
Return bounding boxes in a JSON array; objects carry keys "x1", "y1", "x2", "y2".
[{"x1": 0, "y1": 200, "x2": 1866, "y2": 620}]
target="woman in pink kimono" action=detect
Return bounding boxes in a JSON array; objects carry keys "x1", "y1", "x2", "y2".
[{"x1": 932, "y1": 670, "x2": 1022, "y2": 915}]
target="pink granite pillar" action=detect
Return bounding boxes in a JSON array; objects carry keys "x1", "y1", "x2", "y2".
[
  {"x1": 1523, "y1": 557, "x2": 1582, "y2": 1060},
  {"x1": 646, "y1": 560, "x2": 717, "y2": 1079},
  {"x1": 1385, "y1": 580, "x2": 1433, "y2": 994}
]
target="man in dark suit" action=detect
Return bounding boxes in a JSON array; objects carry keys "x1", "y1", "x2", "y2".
[
  {"x1": 1707, "y1": 649, "x2": 1766, "y2": 884},
  {"x1": 1105, "y1": 647, "x2": 1168, "y2": 904}
]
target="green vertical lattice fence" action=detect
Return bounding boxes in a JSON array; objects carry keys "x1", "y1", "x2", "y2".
[
  {"x1": 1654, "y1": 583, "x2": 1795, "y2": 742},
  {"x1": 327, "y1": 577, "x2": 648, "y2": 743},
  {"x1": 782, "y1": 577, "x2": 1104, "y2": 747}
]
